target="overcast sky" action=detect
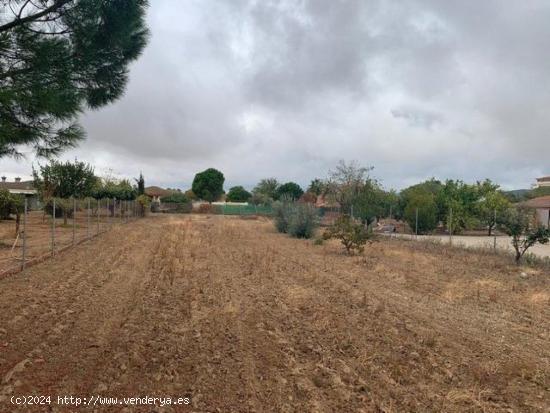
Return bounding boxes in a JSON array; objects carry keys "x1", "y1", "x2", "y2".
[{"x1": 2, "y1": 0, "x2": 549, "y2": 191}]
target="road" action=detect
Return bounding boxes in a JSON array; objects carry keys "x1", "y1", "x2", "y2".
[{"x1": 389, "y1": 233, "x2": 550, "y2": 259}]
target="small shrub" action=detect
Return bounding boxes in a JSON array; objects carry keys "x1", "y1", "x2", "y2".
[
  {"x1": 498, "y1": 206, "x2": 550, "y2": 264},
  {"x1": 161, "y1": 192, "x2": 188, "y2": 203},
  {"x1": 175, "y1": 202, "x2": 193, "y2": 213},
  {"x1": 287, "y1": 203, "x2": 318, "y2": 239},
  {"x1": 313, "y1": 238, "x2": 324, "y2": 246},
  {"x1": 323, "y1": 215, "x2": 372, "y2": 254},
  {"x1": 273, "y1": 199, "x2": 292, "y2": 233},
  {"x1": 137, "y1": 194, "x2": 150, "y2": 216}
]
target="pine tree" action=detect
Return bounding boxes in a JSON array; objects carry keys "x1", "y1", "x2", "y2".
[
  {"x1": 0, "y1": 1, "x2": 150, "y2": 158},
  {"x1": 137, "y1": 172, "x2": 145, "y2": 196}
]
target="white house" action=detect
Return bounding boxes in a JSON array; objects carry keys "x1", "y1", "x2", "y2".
[{"x1": 532, "y1": 176, "x2": 550, "y2": 188}]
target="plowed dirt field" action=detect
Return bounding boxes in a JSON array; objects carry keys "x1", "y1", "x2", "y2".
[{"x1": 0, "y1": 214, "x2": 548, "y2": 412}]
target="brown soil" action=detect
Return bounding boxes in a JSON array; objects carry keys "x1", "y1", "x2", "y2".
[{"x1": 0, "y1": 214, "x2": 548, "y2": 412}]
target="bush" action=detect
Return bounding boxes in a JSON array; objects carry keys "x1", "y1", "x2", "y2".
[
  {"x1": 498, "y1": 206, "x2": 550, "y2": 264},
  {"x1": 161, "y1": 192, "x2": 188, "y2": 203},
  {"x1": 273, "y1": 200, "x2": 292, "y2": 233},
  {"x1": 0, "y1": 189, "x2": 22, "y2": 219},
  {"x1": 226, "y1": 186, "x2": 252, "y2": 202},
  {"x1": 323, "y1": 215, "x2": 372, "y2": 254},
  {"x1": 273, "y1": 200, "x2": 318, "y2": 239},
  {"x1": 175, "y1": 202, "x2": 193, "y2": 213},
  {"x1": 402, "y1": 189, "x2": 438, "y2": 234},
  {"x1": 137, "y1": 194, "x2": 150, "y2": 216},
  {"x1": 287, "y1": 203, "x2": 318, "y2": 238}
]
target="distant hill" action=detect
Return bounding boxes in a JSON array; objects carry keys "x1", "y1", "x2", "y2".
[{"x1": 503, "y1": 189, "x2": 531, "y2": 202}]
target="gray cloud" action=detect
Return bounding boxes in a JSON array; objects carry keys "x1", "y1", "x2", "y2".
[{"x1": 2, "y1": 0, "x2": 550, "y2": 191}]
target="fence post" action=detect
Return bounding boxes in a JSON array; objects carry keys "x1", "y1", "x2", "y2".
[
  {"x1": 449, "y1": 207, "x2": 453, "y2": 245},
  {"x1": 72, "y1": 198, "x2": 76, "y2": 245},
  {"x1": 415, "y1": 207, "x2": 419, "y2": 239},
  {"x1": 21, "y1": 197, "x2": 27, "y2": 270},
  {"x1": 51, "y1": 198, "x2": 56, "y2": 256},
  {"x1": 87, "y1": 198, "x2": 90, "y2": 239},
  {"x1": 97, "y1": 198, "x2": 100, "y2": 235},
  {"x1": 493, "y1": 208, "x2": 497, "y2": 251}
]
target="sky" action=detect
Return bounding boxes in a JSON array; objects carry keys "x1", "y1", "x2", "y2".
[{"x1": 2, "y1": 0, "x2": 550, "y2": 191}]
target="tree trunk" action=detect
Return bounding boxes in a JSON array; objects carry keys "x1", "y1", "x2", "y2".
[
  {"x1": 515, "y1": 249, "x2": 522, "y2": 264},
  {"x1": 15, "y1": 212, "x2": 20, "y2": 236},
  {"x1": 63, "y1": 209, "x2": 68, "y2": 226}
]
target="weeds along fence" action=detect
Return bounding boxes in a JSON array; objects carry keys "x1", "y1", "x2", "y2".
[{"x1": 0, "y1": 198, "x2": 142, "y2": 278}]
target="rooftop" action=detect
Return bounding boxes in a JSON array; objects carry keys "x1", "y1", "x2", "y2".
[{"x1": 523, "y1": 195, "x2": 550, "y2": 209}]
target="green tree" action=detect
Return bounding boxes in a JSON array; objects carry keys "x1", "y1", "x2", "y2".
[
  {"x1": 476, "y1": 186, "x2": 511, "y2": 236},
  {"x1": 94, "y1": 178, "x2": 136, "y2": 201},
  {"x1": 436, "y1": 180, "x2": 480, "y2": 233},
  {"x1": 326, "y1": 160, "x2": 374, "y2": 214},
  {"x1": 323, "y1": 215, "x2": 372, "y2": 255},
  {"x1": 0, "y1": 189, "x2": 23, "y2": 235},
  {"x1": 498, "y1": 207, "x2": 550, "y2": 264},
  {"x1": 192, "y1": 168, "x2": 225, "y2": 202},
  {"x1": 136, "y1": 173, "x2": 145, "y2": 196},
  {"x1": 33, "y1": 160, "x2": 97, "y2": 223},
  {"x1": 276, "y1": 182, "x2": 304, "y2": 200},
  {"x1": 226, "y1": 186, "x2": 252, "y2": 202},
  {"x1": 307, "y1": 179, "x2": 325, "y2": 196},
  {"x1": 160, "y1": 192, "x2": 188, "y2": 203},
  {"x1": 252, "y1": 178, "x2": 279, "y2": 201},
  {"x1": 352, "y1": 180, "x2": 396, "y2": 225},
  {"x1": 0, "y1": 0, "x2": 149, "y2": 158},
  {"x1": 403, "y1": 189, "x2": 438, "y2": 234},
  {"x1": 33, "y1": 160, "x2": 97, "y2": 199}
]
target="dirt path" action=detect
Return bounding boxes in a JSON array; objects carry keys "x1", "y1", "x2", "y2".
[{"x1": 0, "y1": 215, "x2": 548, "y2": 412}]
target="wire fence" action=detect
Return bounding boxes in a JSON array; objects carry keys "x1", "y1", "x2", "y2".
[{"x1": 0, "y1": 198, "x2": 142, "y2": 278}]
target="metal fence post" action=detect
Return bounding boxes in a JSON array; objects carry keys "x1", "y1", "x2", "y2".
[
  {"x1": 415, "y1": 207, "x2": 419, "y2": 240},
  {"x1": 97, "y1": 198, "x2": 100, "y2": 235},
  {"x1": 493, "y1": 208, "x2": 497, "y2": 251},
  {"x1": 449, "y1": 207, "x2": 453, "y2": 245},
  {"x1": 87, "y1": 198, "x2": 90, "y2": 239},
  {"x1": 21, "y1": 197, "x2": 27, "y2": 270},
  {"x1": 51, "y1": 198, "x2": 56, "y2": 256},
  {"x1": 72, "y1": 198, "x2": 76, "y2": 245}
]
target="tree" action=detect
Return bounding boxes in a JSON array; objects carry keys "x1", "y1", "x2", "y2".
[
  {"x1": 192, "y1": 168, "x2": 225, "y2": 202},
  {"x1": 33, "y1": 160, "x2": 97, "y2": 199},
  {"x1": 498, "y1": 207, "x2": 550, "y2": 264},
  {"x1": 326, "y1": 160, "x2": 374, "y2": 213},
  {"x1": 352, "y1": 180, "x2": 396, "y2": 225},
  {"x1": 226, "y1": 186, "x2": 251, "y2": 202},
  {"x1": 94, "y1": 178, "x2": 136, "y2": 201},
  {"x1": 33, "y1": 160, "x2": 97, "y2": 224},
  {"x1": 0, "y1": 0, "x2": 149, "y2": 158},
  {"x1": 276, "y1": 182, "x2": 303, "y2": 201},
  {"x1": 436, "y1": 180, "x2": 480, "y2": 233},
  {"x1": 402, "y1": 188, "x2": 438, "y2": 234},
  {"x1": 252, "y1": 178, "x2": 279, "y2": 201},
  {"x1": 184, "y1": 189, "x2": 197, "y2": 200},
  {"x1": 476, "y1": 189, "x2": 511, "y2": 236},
  {"x1": 307, "y1": 179, "x2": 325, "y2": 196},
  {"x1": 323, "y1": 215, "x2": 372, "y2": 255},
  {"x1": 136, "y1": 173, "x2": 145, "y2": 196},
  {"x1": 161, "y1": 192, "x2": 188, "y2": 203},
  {"x1": 0, "y1": 189, "x2": 23, "y2": 235}
]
